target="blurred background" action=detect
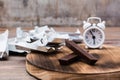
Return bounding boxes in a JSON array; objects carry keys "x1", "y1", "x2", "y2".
[{"x1": 0, "y1": 0, "x2": 120, "y2": 27}]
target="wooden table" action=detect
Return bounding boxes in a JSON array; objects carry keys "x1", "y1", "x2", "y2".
[{"x1": 0, "y1": 27, "x2": 120, "y2": 80}]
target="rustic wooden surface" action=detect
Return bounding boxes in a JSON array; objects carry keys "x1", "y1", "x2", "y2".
[
  {"x1": 0, "y1": 27, "x2": 120, "y2": 80},
  {"x1": 0, "y1": 0, "x2": 120, "y2": 27}
]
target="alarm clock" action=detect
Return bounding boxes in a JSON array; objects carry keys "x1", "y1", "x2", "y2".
[{"x1": 83, "y1": 17, "x2": 105, "y2": 49}]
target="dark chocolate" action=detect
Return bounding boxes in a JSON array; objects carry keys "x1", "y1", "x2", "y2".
[
  {"x1": 31, "y1": 46, "x2": 56, "y2": 54},
  {"x1": 72, "y1": 39, "x2": 82, "y2": 43},
  {"x1": 59, "y1": 53, "x2": 80, "y2": 65},
  {"x1": 65, "y1": 39, "x2": 98, "y2": 65},
  {"x1": 46, "y1": 42, "x2": 61, "y2": 47},
  {"x1": 16, "y1": 45, "x2": 56, "y2": 54},
  {"x1": 9, "y1": 50, "x2": 27, "y2": 56}
]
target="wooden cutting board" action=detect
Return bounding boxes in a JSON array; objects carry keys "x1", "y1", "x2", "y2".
[
  {"x1": 26, "y1": 61, "x2": 120, "y2": 80},
  {"x1": 26, "y1": 45, "x2": 120, "y2": 79}
]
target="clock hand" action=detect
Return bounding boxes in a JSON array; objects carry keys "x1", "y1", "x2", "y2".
[
  {"x1": 90, "y1": 31, "x2": 94, "y2": 36},
  {"x1": 93, "y1": 38, "x2": 95, "y2": 45},
  {"x1": 90, "y1": 31, "x2": 96, "y2": 45}
]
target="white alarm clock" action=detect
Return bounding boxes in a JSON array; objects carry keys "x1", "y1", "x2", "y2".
[{"x1": 83, "y1": 17, "x2": 105, "y2": 49}]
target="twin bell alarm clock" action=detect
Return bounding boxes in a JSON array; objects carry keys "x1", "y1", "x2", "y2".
[{"x1": 83, "y1": 17, "x2": 105, "y2": 49}]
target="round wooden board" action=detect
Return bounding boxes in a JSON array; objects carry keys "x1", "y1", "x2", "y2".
[
  {"x1": 26, "y1": 62, "x2": 120, "y2": 80},
  {"x1": 26, "y1": 45, "x2": 120, "y2": 74}
]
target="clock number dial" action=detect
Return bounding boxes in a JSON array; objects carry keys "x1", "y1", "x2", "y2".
[{"x1": 84, "y1": 28, "x2": 104, "y2": 48}]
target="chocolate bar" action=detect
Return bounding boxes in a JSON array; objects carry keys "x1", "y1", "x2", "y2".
[
  {"x1": 65, "y1": 39, "x2": 98, "y2": 65},
  {"x1": 72, "y1": 39, "x2": 82, "y2": 43},
  {"x1": 59, "y1": 53, "x2": 80, "y2": 65},
  {"x1": 9, "y1": 50, "x2": 27, "y2": 56}
]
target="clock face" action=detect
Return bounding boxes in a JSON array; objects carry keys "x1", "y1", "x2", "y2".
[{"x1": 83, "y1": 27, "x2": 105, "y2": 48}]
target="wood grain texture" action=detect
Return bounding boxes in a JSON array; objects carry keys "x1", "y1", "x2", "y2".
[
  {"x1": 0, "y1": 27, "x2": 119, "y2": 80},
  {"x1": 0, "y1": 0, "x2": 120, "y2": 27},
  {"x1": 26, "y1": 59, "x2": 120, "y2": 80},
  {"x1": 26, "y1": 45, "x2": 120, "y2": 75}
]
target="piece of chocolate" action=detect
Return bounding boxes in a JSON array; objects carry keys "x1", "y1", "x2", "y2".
[
  {"x1": 65, "y1": 39, "x2": 98, "y2": 65},
  {"x1": 72, "y1": 39, "x2": 82, "y2": 43},
  {"x1": 59, "y1": 53, "x2": 80, "y2": 65},
  {"x1": 9, "y1": 50, "x2": 27, "y2": 56},
  {"x1": 15, "y1": 45, "x2": 30, "y2": 51},
  {"x1": 46, "y1": 38, "x2": 64, "y2": 47},
  {"x1": 30, "y1": 46, "x2": 56, "y2": 54},
  {"x1": 16, "y1": 45, "x2": 56, "y2": 54},
  {"x1": 46, "y1": 42, "x2": 61, "y2": 47}
]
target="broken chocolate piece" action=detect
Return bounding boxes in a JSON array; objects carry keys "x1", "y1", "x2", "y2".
[
  {"x1": 59, "y1": 53, "x2": 80, "y2": 65},
  {"x1": 46, "y1": 42, "x2": 61, "y2": 47},
  {"x1": 16, "y1": 45, "x2": 56, "y2": 54},
  {"x1": 9, "y1": 50, "x2": 27, "y2": 56},
  {"x1": 65, "y1": 39, "x2": 98, "y2": 65},
  {"x1": 72, "y1": 39, "x2": 82, "y2": 43},
  {"x1": 31, "y1": 46, "x2": 56, "y2": 54}
]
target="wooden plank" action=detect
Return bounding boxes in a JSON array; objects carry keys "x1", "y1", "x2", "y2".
[{"x1": 0, "y1": 56, "x2": 36, "y2": 80}]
